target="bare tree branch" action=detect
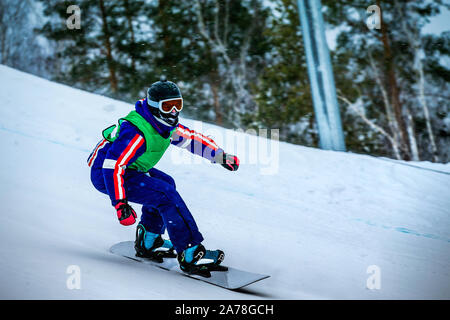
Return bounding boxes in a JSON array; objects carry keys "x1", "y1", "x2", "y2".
[
  {"x1": 396, "y1": 0, "x2": 439, "y2": 162},
  {"x1": 367, "y1": 49, "x2": 405, "y2": 158},
  {"x1": 194, "y1": 0, "x2": 257, "y2": 125},
  {"x1": 338, "y1": 94, "x2": 402, "y2": 160},
  {"x1": 223, "y1": 0, "x2": 229, "y2": 47}
]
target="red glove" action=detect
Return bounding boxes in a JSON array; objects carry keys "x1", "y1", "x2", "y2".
[
  {"x1": 215, "y1": 152, "x2": 239, "y2": 171},
  {"x1": 114, "y1": 200, "x2": 137, "y2": 226}
]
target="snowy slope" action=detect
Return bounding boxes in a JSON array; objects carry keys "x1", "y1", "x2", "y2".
[{"x1": 0, "y1": 65, "x2": 449, "y2": 299}]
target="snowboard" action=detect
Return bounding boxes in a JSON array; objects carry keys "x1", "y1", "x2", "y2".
[{"x1": 110, "y1": 241, "x2": 270, "y2": 290}]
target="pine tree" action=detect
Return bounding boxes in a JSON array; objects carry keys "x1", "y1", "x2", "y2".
[
  {"x1": 38, "y1": 0, "x2": 153, "y2": 100},
  {"x1": 0, "y1": 0, "x2": 50, "y2": 77},
  {"x1": 145, "y1": 0, "x2": 270, "y2": 127},
  {"x1": 252, "y1": 0, "x2": 316, "y2": 146},
  {"x1": 322, "y1": 0, "x2": 450, "y2": 162}
]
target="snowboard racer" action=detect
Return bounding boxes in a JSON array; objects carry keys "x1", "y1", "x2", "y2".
[{"x1": 87, "y1": 80, "x2": 239, "y2": 276}]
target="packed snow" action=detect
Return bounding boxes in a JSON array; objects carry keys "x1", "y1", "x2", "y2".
[{"x1": 0, "y1": 65, "x2": 449, "y2": 299}]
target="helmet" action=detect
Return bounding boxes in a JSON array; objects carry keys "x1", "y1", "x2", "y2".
[{"x1": 146, "y1": 80, "x2": 182, "y2": 127}]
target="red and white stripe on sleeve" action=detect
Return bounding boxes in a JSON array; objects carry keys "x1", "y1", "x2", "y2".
[
  {"x1": 175, "y1": 124, "x2": 219, "y2": 151},
  {"x1": 87, "y1": 139, "x2": 108, "y2": 167},
  {"x1": 113, "y1": 134, "x2": 145, "y2": 200}
]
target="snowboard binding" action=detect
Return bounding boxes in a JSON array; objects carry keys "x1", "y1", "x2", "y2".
[
  {"x1": 134, "y1": 224, "x2": 177, "y2": 263},
  {"x1": 177, "y1": 244, "x2": 228, "y2": 278}
]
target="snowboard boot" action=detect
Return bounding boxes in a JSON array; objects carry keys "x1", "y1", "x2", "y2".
[
  {"x1": 177, "y1": 244, "x2": 227, "y2": 278},
  {"x1": 134, "y1": 224, "x2": 176, "y2": 262}
]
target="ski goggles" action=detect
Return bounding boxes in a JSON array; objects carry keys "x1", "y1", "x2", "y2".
[{"x1": 147, "y1": 98, "x2": 183, "y2": 114}]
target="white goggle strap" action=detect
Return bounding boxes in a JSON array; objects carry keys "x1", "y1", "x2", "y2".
[{"x1": 147, "y1": 99, "x2": 159, "y2": 108}]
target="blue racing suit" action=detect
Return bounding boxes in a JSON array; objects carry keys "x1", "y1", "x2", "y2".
[{"x1": 87, "y1": 99, "x2": 224, "y2": 253}]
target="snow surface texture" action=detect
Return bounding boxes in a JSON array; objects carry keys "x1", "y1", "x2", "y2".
[{"x1": 0, "y1": 65, "x2": 449, "y2": 299}]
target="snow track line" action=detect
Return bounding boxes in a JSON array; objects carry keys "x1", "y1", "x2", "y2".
[
  {"x1": 377, "y1": 157, "x2": 450, "y2": 175},
  {"x1": 351, "y1": 218, "x2": 450, "y2": 243},
  {"x1": 0, "y1": 125, "x2": 91, "y2": 153}
]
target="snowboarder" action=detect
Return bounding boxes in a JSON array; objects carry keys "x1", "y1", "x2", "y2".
[{"x1": 87, "y1": 80, "x2": 239, "y2": 275}]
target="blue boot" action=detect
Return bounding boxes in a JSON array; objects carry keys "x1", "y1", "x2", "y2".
[
  {"x1": 135, "y1": 224, "x2": 176, "y2": 261},
  {"x1": 177, "y1": 244, "x2": 226, "y2": 277}
]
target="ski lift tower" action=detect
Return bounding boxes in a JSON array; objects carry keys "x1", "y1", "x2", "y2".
[{"x1": 297, "y1": 0, "x2": 346, "y2": 151}]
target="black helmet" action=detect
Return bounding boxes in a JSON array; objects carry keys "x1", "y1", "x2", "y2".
[{"x1": 146, "y1": 80, "x2": 182, "y2": 127}]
